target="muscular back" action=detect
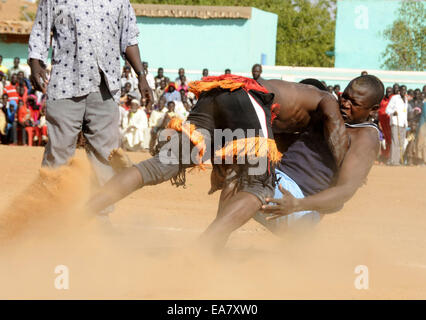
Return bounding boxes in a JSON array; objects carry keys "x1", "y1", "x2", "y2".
[{"x1": 259, "y1": 79, "x2": 330, "y2": 133}]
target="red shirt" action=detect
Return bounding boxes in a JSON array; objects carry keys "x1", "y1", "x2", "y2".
[{"x1": 3, "y1": 84, "x2": 19, "y2": 103}]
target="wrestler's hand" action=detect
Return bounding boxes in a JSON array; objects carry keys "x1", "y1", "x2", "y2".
[{"x1": 260, "y1": 184, "x2": 300, "y2": 219}]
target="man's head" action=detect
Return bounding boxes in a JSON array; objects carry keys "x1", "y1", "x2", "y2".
[
  {"x1": 167, "y1": 83, "x2": 176, "y2": 93},
  {"x1": 167, "y1": 101, "x2": 175, "y2": 112},
  {"x1": 327, "y1": 85, "x2": 333, "y2": 94},
  {"x1": 123, "y1": 66, "x2": 131, "y2": 77},
  {"x1": 385, "y1": 86, "x2": 393, "y2": 98},
  {"x1": 333, "y1": 85, "x2": 341, "y2": 95},
  {"x1": 178, "y1": 68, "x2": 185, "y2": 78},
  {"x1": 160, "y1": 79, "x2": 167, "y2": 89},
  {"x1": 224, "y1": 69, "x2": 231, "y2": 75},
  {"x1": 130, "y1": 99, "x2": 140, "y2": 113},
  {"x1": 17, "y1": 71, "x2": 25, "y2": 81},
  {"x1": 361, "y1": 71, "x2": 368, "y2": 76},
  {"x1": 252, "y1": 64, "x2": 262, "y2": 81},
  {"x1": 393, "y1": 83, "x2": 400, "y2": 95},
  {"x1": 414, "y1": 88, "x2": 422, "y2": 101},
  {"x1": 17, "y1": 85, "x2": 25, "y2": 97},
  {"x1": 157, "y1": 67, "x2": 164, "y2": 78},
  {"x1": 159, "y1": 96, "x2": 167, "y2": 109},
  {"x1": 10, "y1": 74, "x2": 18, "y2": 85},
  {"x1": 202, "y1": 68, "x2": 209, "y2": 77},
  {"x1": 124, "y1": 82, "x2": 131, "y2": 93},
  {"x1": 142, "y1": 61, "x2": 148, "y2": 71},
  {"x1": 2, "y1": 93, "x2": 8, "y2": 104},
  {"x1": 339, "y1": 75, "x2": 385, "y2": 124},
  {"x1": 13, "y1": 57, "x2": 20, "y2": 68},
  {"x1": 400, "y1": 85, "x2": 407, "y2": 98}
]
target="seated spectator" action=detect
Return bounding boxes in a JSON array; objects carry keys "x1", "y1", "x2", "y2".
[
  {"x1": 0, "y1": 93, "x2": 9, "y2": 110},
  {"x1": 27, "y1": 95, "x2": 42, "y2": 146},
  {"x1": 120, "y1": 66, "x2": 137, "y2": 92},
  {"x1": 16, "y1": 83, "x2": 28, "y2": 105},
  {"x1": 154, "y1": 79, "x2": 167, "y2": 103},
  {"x1": 3, "y1": 74, "x2": 19, "y2": 103},
  {"x1": 0, "y1": 71, "x2": 5, "y2": 95},
  {"x1": 121, "y1": 99, "x2": 149, "y2": 151},
  {"x1": 142, "y1": 61, "x2": 156, "y2": 90},
  {"x1": 38, "y1": 104, "x2": 48, "y2": 145},
  {"x1": 163, "y1": 83, "x2": 181, "y2": 103},
  {"x1": 5, "y1": 100, "x2": 17, "y2": 145},
  {"x1": 176, "y1": 76, "x2": 189, "y2": 92},
  {"x1": 17, "y1": 71, "x2": 32, "y2": 94},
  {"x1": 154, "y1": 67, "x2": 170, "y2": 88},
  {"x1": 0, "y1": 103, "x2": 5, "y2": 142},
  {"x1": 175, "y1": 68, "x2": 190, "y2": 88},
  {"x1": 148, "y1": 98, "x2": 168, "y2": 154},
  {"x1": 17, "y1": 99, "x2": 30, "y2": 145},
  {"x1": 174, "y1": 90, "x2": 190, "y2": 121}
]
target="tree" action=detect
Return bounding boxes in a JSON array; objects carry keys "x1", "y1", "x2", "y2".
[
  {"x1": 382, "y1": 0, "x2": 425, "y2": 71},
  {"x1": 130, "y1": 0, "x2": 336, "y2": 67}
]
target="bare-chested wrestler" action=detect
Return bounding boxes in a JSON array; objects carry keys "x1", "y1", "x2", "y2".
[{"x1": 86, "y1": 74, "x2": 349, "y2": 248}]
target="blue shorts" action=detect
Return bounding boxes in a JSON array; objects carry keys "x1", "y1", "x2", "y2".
[{"x1": 253, "y1": 169, "x2": 320, "y2": 232}]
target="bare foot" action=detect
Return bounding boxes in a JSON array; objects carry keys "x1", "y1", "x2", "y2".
[{"x1": 108, "y1": 148, "x2": 133, "y2": 173}]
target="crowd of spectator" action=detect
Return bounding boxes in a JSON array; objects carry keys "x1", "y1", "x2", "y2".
[{"x1": 1, "y1": 56, "x2": 425, "y2": 166}]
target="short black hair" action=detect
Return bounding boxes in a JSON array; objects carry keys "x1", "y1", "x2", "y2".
[
  {"x1": 299, "y1": 78, "x2": 327, "y2": 91},
  {"x1": 252, "y1": 64, "x2": 262, "y2": 69},
  {"x1": 351, "y1": 75, "x2": 385, "y2": 106}
]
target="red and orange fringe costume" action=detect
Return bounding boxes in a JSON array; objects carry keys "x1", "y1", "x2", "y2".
[{"x1": 166, "y1": 74, "x2": 282, "y2": 170}]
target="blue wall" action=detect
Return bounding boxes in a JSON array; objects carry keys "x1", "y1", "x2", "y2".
[
  {"x1": 335, "y1": 0, "x2": 401, "y2": 70},
  {"x1": 136, "y1": 7, "x2": 277, "y2": 74}
]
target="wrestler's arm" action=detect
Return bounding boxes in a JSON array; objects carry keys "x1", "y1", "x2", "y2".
[
  {"x1": 317, "y1": 94, "x2": 350, "y2": 167},
  {"x1": 262, "y1": 128, "x2": 379, "y2": 215}
]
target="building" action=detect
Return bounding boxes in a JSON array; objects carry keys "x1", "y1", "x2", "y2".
[{"x1": 0, "y1": 3, "x2": 278, "y2": 76}]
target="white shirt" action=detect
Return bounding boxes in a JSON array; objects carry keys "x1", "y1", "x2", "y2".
[
  {"x1": 386, "y1": 95, "x2": 408, "y2": 127},
  {"x1": 148, "y1": 108, "x2": 167, "y2": 128},
  {"x1": 145, "y1": 72, "x2": 155, "y2": 90}
]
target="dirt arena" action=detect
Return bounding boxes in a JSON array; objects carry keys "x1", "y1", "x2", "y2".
[{"x1": 0, "y1": 145, "x2": 425, "y2": 299}]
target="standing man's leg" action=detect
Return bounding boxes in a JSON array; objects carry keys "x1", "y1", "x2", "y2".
[
  {"x1": 42, "y1": 98, "x2": 86, "y2": 167},
  {"x1": 390, "y1": 125, "x2": 400, "y2": 165},
  {"x1": 83, "y1": 79, "x2": 120, "y2": 203}
]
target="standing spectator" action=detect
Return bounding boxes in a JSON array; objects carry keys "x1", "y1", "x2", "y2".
[
  {"x1": 378, "y1": 87, "x2": 393, "y2": 163},
  {"x1": 142, "y1": 61, "x2": 156, "y2": 91},
  {"x1": 3, "y1": 74, "x2": 19, "y2": 103},
  {"x1": 202, "y1": 68, "x2": 209, "y2": 78},
  {"x1": 393, "y1": 83, "x2": 400, "y2": 95},
  {"x1": 38, "y1": 104, "x2": 48, "y2": 145},
  {"x1": 416, "y1": 99, "x2": 426, "y2": 165},
  {"x1": 408, "y1": 89, "x2": 423, "y2": 126},
  {"x1": 332, "y1": 85, "x2": 341, "y2": 100},
  {"x1": 251, "y1": 64, "x2": 262, "y2": 81},
  {"x1": 8, "y1": 57, "x2": 29, "y2": 80},
  {"x1": 148, "y1": 97, "x2": 168, "y2": 154},
  {"x1": 386, "y1": 85, "x2": 408, "y2": 165},
  {"x1": 175, "y1": 68, "x2": 190, "y2": 88},
  {"x1": 154, "y1": 67, "x2": 169, "y2": 88},
  {"x1": 28, "y1": 0, "x2": 153, "y2": 214},
  {"x1": 121, "y1": 66, "x2": 138, "y2": 92},
  {"x1": 0, "y1": 55, "x2": 8, "y2": 76},
  {"x1": 225, "y1": 69, "x2": 231, "y2": 75}
]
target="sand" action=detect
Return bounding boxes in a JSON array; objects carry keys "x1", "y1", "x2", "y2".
[{"x1": 0, "y1": 145, "x2": 425, "y2": 299}]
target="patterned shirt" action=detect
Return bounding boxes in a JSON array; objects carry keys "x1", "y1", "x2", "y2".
[{"x1": 28, "y1": 0, "x2": 139, "y2": 103}]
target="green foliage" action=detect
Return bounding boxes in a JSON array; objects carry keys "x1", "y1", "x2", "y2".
[
  {"x1": 382, "y1": 0, "x2": 426, "y2": 71},
  {"x1": 130, "y1": 0, "x2": 336, "y2": 67}
]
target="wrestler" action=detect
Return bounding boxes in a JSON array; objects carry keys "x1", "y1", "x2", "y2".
[
  {"x1": 85, "y1": 74, "x2": 349, "y2": 247},
  {"x1": 202, "y1": 75, "x2": 384, "y2": 247}
]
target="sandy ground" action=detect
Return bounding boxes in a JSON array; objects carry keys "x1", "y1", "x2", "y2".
[{"x1": 0, "y1": 145, "x2": 425, "y2": 299}]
